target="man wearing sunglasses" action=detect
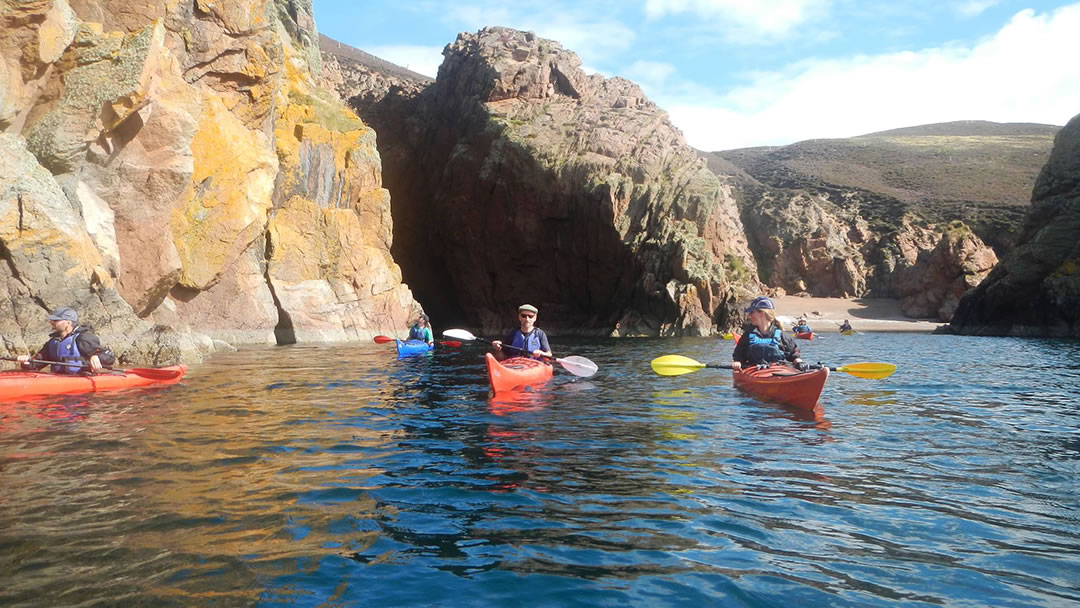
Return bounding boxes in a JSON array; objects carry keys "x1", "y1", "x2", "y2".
[{"x1": 492, "y1": 304, "x2": 552, "y2": 360}]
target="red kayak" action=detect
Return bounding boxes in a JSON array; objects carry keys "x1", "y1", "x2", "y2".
[
  {"x1": 485, "y1": 353, "x2": 552, "y2": 394},
  {"x1": 0, "y1": 366, "x2": 187, "y2": 401},
  {"x1": 795, "y1": 331, "x2": 814, "y2": 340},
  {"x1": 733, "y1": 363, "x2": 828, "y2": 410}
]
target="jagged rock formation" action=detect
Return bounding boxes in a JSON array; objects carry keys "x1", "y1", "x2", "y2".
[
  {"x1": 0, "y1": 0, "x2": 418, "y2": 364},
  {"x1": 947, "y1": 113, "x2": 1080, "y2": 336},
  {"x1": 706, "y1": 122, "x2": 1047, "y2": 318},
  {"x1": 325, "y1": 27, "x2": 758, "y2": 336}
]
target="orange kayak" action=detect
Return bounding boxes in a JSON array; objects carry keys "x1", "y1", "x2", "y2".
[
  {"x1": 485, "y1": 353, "x2": 552, "y2": 394},
  {"x1": 733, "y1": 363, "x2": 828, "y2": 410},
  {"x1": 795, "y1": 331, "x2": 814, "y2": 340},
  {"x1": 0, "y1": 365, "x2": 187, "y2": 401}
]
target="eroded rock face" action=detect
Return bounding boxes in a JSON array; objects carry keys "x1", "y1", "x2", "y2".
[
  {"x1": 1, "y1": 0, "x2": 419, "y2": 363},
  {"x1": 894, "y1": 223, "x2": 998, "y2": 321},
  {"x1": 948, "y1": 113, "x2": 1080, "y2": 336},
  {"x1": 330, "y1": 27, "x2": 757, "y2": 335}
]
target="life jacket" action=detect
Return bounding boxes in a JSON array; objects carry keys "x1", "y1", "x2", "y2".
[
  {"x1": 747, "y1": 326, "x2": 785, "y2": 364},
  {"x1": 408, "y1": 325, "x2": 429, "y2": 342},
  {"x1": 43, "y1": 328, "x2": 85, "y2": 374},
  {"x1": 509, "y1": 329, "x2": 544, "y2": 357}
]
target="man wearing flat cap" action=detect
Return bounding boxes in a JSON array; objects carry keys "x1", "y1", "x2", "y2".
[
  {"x1": 17, "y1": 307, "x2": 116, "y2": 374},
  {"x1": 492, "y1": 304, "x2": 552, "y2": 360}
]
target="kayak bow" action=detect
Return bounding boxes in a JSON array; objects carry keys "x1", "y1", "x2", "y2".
[
  {"x1": 485, "y1": 353, "x2": 553, "y2": 394},
  {"x1": 0, "y1": 365, "x2": 188, "y2": 401}
]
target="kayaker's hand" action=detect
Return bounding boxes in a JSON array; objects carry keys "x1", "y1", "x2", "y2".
[
  {"x1": 730, "y1": 361, "x2": 742, "y2": 370},
  {"x1": 88, "y1": 354, "x2": 102, "y2": 372},
  {"x1": 492, "y1": 340, "x2": 502, "y2": 350},
  {"x1": 795, "y1": 361, "x2": 809, "y2": 371}
]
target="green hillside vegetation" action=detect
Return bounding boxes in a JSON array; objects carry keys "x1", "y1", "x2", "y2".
[{"x1": 709, "y1": 121, "x2": 1059, "y2": 252}]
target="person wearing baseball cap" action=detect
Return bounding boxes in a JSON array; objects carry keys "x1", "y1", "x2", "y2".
[
  {"x1": 731, "y1": 296, "x2": 806, "y2": 371},
  {"x1": 16, "y1": 306, "x2": 116, "y2": 374},
  {"x1": 407, "y1": 312, "x2": 434, "y2": 346},
  {"x1": 492, "y1": 304, "x2": 552, "y2": 360}
]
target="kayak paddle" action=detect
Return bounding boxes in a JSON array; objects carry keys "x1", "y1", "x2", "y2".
[
  {"x1": 2, "y1": 356, "x2": 185, "y2": 380},
  {"x1": 375, "y1": 335, "x2": 458, "y2": 347},
  {"x1": 650, "y1": 355, "x2": 896, "y2": 379},
  {"x1": 442, "y1": 329, "x2": 598, "y2": 377}
]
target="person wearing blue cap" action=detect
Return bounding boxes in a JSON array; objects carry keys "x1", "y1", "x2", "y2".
[
  {"x1": 492, "y1": 304, "x2": 552, "y2": 360},
  {"x1": 16, "y1": 307, "x2": 116, "y2": 374},
  {"x1": 731, "y1": 296, "x2": 806, "y2": 371}
]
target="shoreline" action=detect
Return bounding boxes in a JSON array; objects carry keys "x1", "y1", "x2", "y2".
[{"x1": 769, "y1": 296, "x2": 942, "y2": 333}]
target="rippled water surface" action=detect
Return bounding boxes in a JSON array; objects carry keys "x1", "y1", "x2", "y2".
[{"x1": 2, "y1": 333, "x2": 1079, "y2": 607}]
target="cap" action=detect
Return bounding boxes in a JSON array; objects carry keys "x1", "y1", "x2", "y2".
[
  {"x1": 518, "y1": 304, "x2": 538, "y2": 314},
  {"x1": 743, "y1": 296, "x2": 774, "y2": 313},
  {"x1": 47, "y1": 307, "x2": 78, "y2": 322}
]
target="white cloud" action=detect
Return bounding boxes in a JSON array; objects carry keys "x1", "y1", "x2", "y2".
[
  {"x1": 644, "y1": 0, "x2": 832, "y2": 38},
  {"x1": 956, "y1": 0, "x2": 998, "y2": 18},
  {"x1": 655, "y1": 4, "x2": 1080, "y2": 150},
  {"x1": 364, "y1": 44, "x2": 445, "y2": 79},
  {"x1": 622, "y1": 60, "x2": 677, "y2": 88}
]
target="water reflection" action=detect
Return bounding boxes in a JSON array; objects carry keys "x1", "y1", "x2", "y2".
[{"x1": 2, "y1": 336, "x2": 1080, "y2": 607}]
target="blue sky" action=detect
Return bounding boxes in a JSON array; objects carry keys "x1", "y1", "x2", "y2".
[{"x1": 314, "y1": 1, "x2": 1080, "y2": 150}]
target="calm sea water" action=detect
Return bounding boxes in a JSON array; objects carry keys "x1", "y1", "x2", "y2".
[{"x1": 1, "y1": 333, "x2": 1079, "y2": 607}]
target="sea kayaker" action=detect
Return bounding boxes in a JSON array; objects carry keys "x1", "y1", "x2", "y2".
[
  {"x1": 793, "y1": 318, "x2": 812, "y2": 334},
  {"x1": 16, "y1": 307, "x2": 116, "y2": 374},
  {"x1": 839, "y1": 319, "x2": 853, "y2": 332},
  {"x1": 492, "y1": 304, "x2": 552, "y2": 360},
  {"x1": 408, "y1": 313, "x2": 434, "y2": 345},
  {"x1": 732, "y1": 297, "x2": 807, "y2": 371}
]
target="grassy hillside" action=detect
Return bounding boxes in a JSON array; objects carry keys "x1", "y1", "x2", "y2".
[{"x1": 708, "y1": 121, "x2": 1059, "y2": 252}]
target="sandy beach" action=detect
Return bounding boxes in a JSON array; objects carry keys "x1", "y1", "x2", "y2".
[{"x1": 769, "y1": 296, "x2": 942, "y2": 333}]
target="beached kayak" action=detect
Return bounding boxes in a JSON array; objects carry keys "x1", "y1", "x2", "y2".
[
  {"x1": 0, "y1": 365, "x2": 188, "y2": 401},
  {"x1": 485, "y1": 353, "x2": 553, "y2": 394},
  {"x1": 395, "y1": 339, "x2": 433, "y2": 356},
  {"x1": 795, "y1": 331, "x2": 814, "y2": 340},
  {"x1": 732, "y1": 363, "x2": 828, "y2": 410}
]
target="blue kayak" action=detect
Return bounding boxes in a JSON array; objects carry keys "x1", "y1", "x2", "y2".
[{"x1": 395, "y1": 339, "x2": 433, "y2": 356}]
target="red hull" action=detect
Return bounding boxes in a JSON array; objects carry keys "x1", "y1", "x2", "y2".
[
  {"x1": 733, "y1": 363, "x2": 828, "y2": 410},
  {"x1": 0, "y1": 366, "x2": 187, "y2": 401},
  {"x1": 485, "y1": 353, "x2": 552, "y2": 394}
]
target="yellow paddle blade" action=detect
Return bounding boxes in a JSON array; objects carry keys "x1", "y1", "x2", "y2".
[
  {"x1": 834, "y1": 362, "x2": 897, "y2": 379},
  {"x1": 651, "y1": 355, "x2": 706, "y2": 376}
]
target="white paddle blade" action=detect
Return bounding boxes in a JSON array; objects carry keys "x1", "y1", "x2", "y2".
[
  {"x1": 442, "y1": 328, "x2": 478, "y2": 341},
  {"x1": 558, "y1": 355, "x2": 598, "y2": 377}
]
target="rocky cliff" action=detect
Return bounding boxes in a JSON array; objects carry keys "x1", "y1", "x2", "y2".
[
  {"x1": 947, "y1": 113, "x2": 1080, "y2": 336},
  {"x1": 0, "y1": 0, "x2": 418, "y2": 365},
  {"x1": 326, "y1": 27, "x2": 758, "y2": 336},
  {"x1": 706, "y1": 122, "x2": 1047, "y2": 318}
]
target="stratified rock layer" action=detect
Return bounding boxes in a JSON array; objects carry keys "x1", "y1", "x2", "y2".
[
  {"x1": 948, "y1": 113, "x2": 1080, "y2": 336},
  {"x1": 0, "y1": 0, "x2": 418, "y2": 364},
  {"x1": 331, "y1": 27, "x2": 757, "y2": 335}
]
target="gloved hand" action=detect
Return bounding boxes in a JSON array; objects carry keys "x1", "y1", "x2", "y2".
[{"x1": 795, "y1": 361, "x2": 809, "y2": 371}]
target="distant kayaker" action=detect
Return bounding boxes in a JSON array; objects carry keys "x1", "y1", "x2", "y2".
[
  {"x1": 732, "y1": 297, "x2": 807, "y2": 371},
  {"x1": 408, "y1": 313, "x2": 434, "y2": 345},
  {"x1": 16, "y1": 307, "x2": 116, "y2": 374},
  {"x1": 839, "y1": 319, "x2": 853, "y2": 332},
  {"x1": 793, "y1": 318, "x2": 812, "y2": 334},
  {"x1": 492, "y1": 304, "x2": 552, "y2": 360}
]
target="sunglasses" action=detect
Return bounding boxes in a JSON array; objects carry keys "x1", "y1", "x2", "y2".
[{"x1": 519, "y1": 313, "x2": 535, "y2": 319}]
